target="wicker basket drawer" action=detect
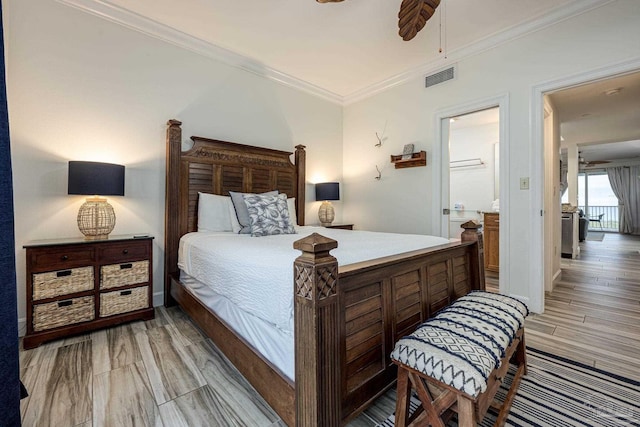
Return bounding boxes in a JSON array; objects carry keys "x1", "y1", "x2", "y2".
[
  {"x1": 100, "y1": 260, "x2": 149, "y2": 289},
  {"x1": 100, "y1": 286, "x2": 149, "y2": 317},
  {"x1": 33, "y1": 296, "x2": 95, "y2": 332},
  {"x1": 33, "y1": 266, "x2": 94, "y2": 301}
]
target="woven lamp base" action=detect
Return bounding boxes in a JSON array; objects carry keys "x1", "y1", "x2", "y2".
[
  {"x1": 77, "y1": 197, "x2": 116, "y2": 240},
  {"x1": 318, "y1": 201, "x2": 335, "y2": 227}
]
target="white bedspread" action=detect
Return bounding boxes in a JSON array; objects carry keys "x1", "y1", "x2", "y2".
[{"x1": 178, "y1": 226, "x2": 450, "y2": 334}]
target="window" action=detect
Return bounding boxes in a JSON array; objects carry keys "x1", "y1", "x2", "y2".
[{"x1": 579, "y1": 172, "x2": 618, "y2": 230}]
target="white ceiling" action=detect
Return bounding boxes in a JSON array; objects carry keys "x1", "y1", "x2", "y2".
[
  {"x1": 104, "y1": 0, "x2": 580, "y2": 97},
  {"x1": 550, "y1": 71, "x2": 640, "y2": 164},
  {"x1": 72, "y1": 0, "x2": 638, "y2": 163}
]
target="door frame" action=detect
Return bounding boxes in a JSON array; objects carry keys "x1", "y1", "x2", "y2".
[
  {"x1": 433, "y1": 93, "x2": 510, "y2": 293},
  {"x1": 530, "y1": 56, "x2": 640, "y2": 313}
]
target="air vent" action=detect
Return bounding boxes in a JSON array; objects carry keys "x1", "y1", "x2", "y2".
[{"x1": 425, "y1": 66, "x2": 455, "y2": 88}]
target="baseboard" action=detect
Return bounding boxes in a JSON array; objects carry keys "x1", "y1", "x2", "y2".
[
  {"x1": 18, "y1": 317, "x2": 27, "y2": 337},
  {"x1": 153, "y1": 291, "x2": 164, "y2": 307}
]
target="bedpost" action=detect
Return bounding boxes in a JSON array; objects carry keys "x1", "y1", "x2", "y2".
[
  {"x1": 461, "y1": 220, "x2": 486, "y2": 291},
  {"x1": 293, "y1": 233, "x2": 340, "y2": 426},
  {"x1": 295, "y1": 144, "x2": 306, "y2": 226},
  {"x1": 164, "y1": 119, "x2": 182, "y2": 306}
]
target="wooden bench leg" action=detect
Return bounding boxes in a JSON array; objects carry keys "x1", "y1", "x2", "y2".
[
  {"x1": 408, "y1": 372, "x2": 448, "y2": 427},
  {"x1": 457, "y1": 395, "x2": 476, "y2": 427},
  {"x1": 487, "y1": 332, "x2": 527, "y2": 427},
  {"x1": 515, "y1": 330, "x2": 528, "y2": 375},
  {"x1": 495, "y1": 333, "x2": 528, "y2": 427},
  {"x1": 395, "y1": 367, "x2": 412, "y2": 427}
]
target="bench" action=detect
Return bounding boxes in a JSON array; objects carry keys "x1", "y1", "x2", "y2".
[{"x1": 390, "y1": 291, "x2": 529, "y2": 427}]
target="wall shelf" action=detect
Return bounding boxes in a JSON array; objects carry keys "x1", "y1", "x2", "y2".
[{"x1": 390, "y1": 151, "x2": 426, "y2": 169}]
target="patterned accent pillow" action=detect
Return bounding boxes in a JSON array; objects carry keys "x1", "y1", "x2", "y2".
[
  {"x1": 242, "y1": 193, "x2": 296, "y2": 237},
  {"x1": 229, "y1": 190, "x2": 278, "y2": 234}
]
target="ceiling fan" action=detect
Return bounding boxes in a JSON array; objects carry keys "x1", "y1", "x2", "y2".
[
  {"x1": 317, "y1": 0, "x2": 441, "y2": 41},
  {"x1": 578, "y1": 152, "x2": 610, "y2": 167}
]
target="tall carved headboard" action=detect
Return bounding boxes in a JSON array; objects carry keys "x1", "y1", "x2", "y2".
[{"x1": 164, "y1": 119, "x2": 306, "y2": 305}]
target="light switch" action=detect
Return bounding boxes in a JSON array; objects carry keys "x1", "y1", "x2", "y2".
[{"x1": 520, "y1": 177, "x2": 529, "y2": 190}]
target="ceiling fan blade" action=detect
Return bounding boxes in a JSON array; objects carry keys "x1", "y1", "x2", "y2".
[
  {"x1": 316, "y1": 0, "x2": 345, "y2": 2},
  {"x1": 398, "y1": 0, "x2": 441, "y2": 41}
]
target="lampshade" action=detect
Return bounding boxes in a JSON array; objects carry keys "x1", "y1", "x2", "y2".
[
  {"x1": 315, "y1": 182, "x2": 340, "y2": 201},
  {"x1": 68, "y1": 161, "x2": 125, "y2": 240},
  {"x1": 68, "y1": 161, "x2": 125, "y2": 196}
]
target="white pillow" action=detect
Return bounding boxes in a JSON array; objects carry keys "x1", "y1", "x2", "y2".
[
  {"x1": 229, "y1": 201, "x2": 242, "y2": 233},
  {"x1": 287, "y1": 197, "x2": 298, "y2": 227},
  {"x1": 197, "y1": 192, "x2": 233, "y2": 232}
]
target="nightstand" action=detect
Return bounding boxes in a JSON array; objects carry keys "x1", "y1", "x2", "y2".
[
  {"x1": 324, "y1": 224, "x2": 354, "y2": 230},
  {"x1": 23, "y1": 235, "x2": 154, "y2": 348}
]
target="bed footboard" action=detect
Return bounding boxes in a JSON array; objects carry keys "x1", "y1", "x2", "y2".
[
  {"x1": 293, "y1": 222, "x2": 485, "y2": 426},
  {"x1": 294, "y1": 233, "x2": 342, "y2": 426}
]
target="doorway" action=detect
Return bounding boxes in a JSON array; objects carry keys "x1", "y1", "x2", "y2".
[
  {"x1": 447, "y1": 108, "x2": 500, "y2": 239},
  {"x1": 448, "y1": 108, "x2": 501, "y2": 289},
  {"x1": 532, "y1": 61, "x2": 640, "y2": 313},
  {"x1": 434, "y1": 94, "x2": 509, "y2": 293}
]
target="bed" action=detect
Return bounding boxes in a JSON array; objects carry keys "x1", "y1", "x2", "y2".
[{"x1": 164, "y1": 119, "x2": 486, "y2": 426}]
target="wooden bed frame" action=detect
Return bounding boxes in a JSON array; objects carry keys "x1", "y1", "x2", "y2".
[{"x1": 164, "y1": 119, "x2": 486, "y2": 426}]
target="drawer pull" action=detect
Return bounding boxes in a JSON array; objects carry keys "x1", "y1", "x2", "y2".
[
  {"x1": 122, "y1": 249, "x2": 129, "y2": 254},
  {"x1": 58, "y1": 300, "x2": 73, "y2": 307},
  {"x1": 56, "y1": 270, "x2": 72, "y2": 277},
  {"x1": 120, "y1": 263, "x2": 133, "y2": 269},
  {"x1": 120, "y1": 290, "x2": 132, "y2": 296},
  {"x1": 61, "y1": 255, "x2": 69, "y2": 261}
]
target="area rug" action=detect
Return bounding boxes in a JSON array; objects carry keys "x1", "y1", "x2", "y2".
[
  {"x1": 377, "y1": 347, "x2": 640, "y2": 427},
  {"x1": 586, "y1": 232, "x2": 605, "y2": 241}
]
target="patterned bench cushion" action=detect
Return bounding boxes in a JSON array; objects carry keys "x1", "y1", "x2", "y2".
[{"x1": 390, "y1": 291, "x2": 529, "y2": 398}]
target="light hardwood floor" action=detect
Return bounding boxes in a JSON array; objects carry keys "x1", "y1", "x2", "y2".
[
  {"x1": 19, "y1": 232, "x2": 640, "y2": 426},
  {"x1": 20, "y1": 306, "x2": 286, "y2": 427},
  {"x1": 522, "y1": 232, "x2": 640, "y2": 383}
]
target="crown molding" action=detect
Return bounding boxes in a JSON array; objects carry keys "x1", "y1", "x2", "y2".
[
  {"x1": 343, "y1": 0, "x2": 615, "y2": 105},
  {"x1": 56, "y1": 0, "x2": 344, "y2": 105},
  {"x1": 57, "y1": 0, "x2": 613, "y2": 107}
]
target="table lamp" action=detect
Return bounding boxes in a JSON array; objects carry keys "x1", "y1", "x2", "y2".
[
  {"x1": 315, "y1": 182, "x2": 339, "y2": 226},
  {"x1": 68, "y1": 161, "x2": 125, "y2": 240}
]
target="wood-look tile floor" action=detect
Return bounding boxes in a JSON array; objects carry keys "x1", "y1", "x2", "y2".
[
  {"x1": 20, "y1": 307, "x2": 285, "y2": 427},
  {"x1": 523, "y1": 232, "x2": 640, "y2": 383},
  {"x1": 19, "y1": 232, "x2": 640, "y2": 426}
]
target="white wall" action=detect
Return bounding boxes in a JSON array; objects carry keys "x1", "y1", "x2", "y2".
[
  {"x1": 450, "y1": 122, "x2": 498, "y2": 214},
  {"x1": 343, "y1": 0, "x2": 640, "y2": 310},
  {"x1": 448, "y1": 120, "x2": 499, "y2": 239},
  {"x1": 7, "y1": 0, "x2": 640, "y2": 324},
  {"x1": 5, "y1": 0, "x2": 343, "y2": 334}
]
